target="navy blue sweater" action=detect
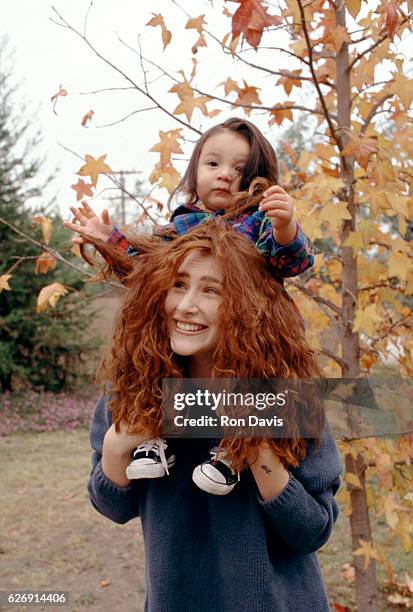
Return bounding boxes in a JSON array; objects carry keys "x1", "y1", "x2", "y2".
[{"x1": 88, "y1": 396, "x2": 342, "y2": 612}]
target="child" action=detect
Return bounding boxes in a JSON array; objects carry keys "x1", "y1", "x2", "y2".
[{"x1": 64, "y1": 117, "x2": 314, "y2": 496}]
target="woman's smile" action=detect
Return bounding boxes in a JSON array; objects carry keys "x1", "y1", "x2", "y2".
[
  {"x1": 174, "y1": 320, "x2": 208, "y2": 333},
  {"x1": 164, "y1": 251, "x2": 223, "y2": 372}
]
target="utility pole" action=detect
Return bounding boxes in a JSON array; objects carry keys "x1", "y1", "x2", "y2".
[{"x1": 104, "y1": 170, "x2": 143, "y2": 226}]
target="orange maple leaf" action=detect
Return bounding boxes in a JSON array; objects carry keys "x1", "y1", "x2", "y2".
[
  {"x1": 342, "y1": 134, "x2": 377, "y2": 170},
  {"x1": 71, "y1": 179, "x2": 94, "y2": 201},
  {"x1": 77, "y1": 154, "x2": 112, "y2": 188},
  {"x1": 185, "y1": 17, "x2": 207, "y2": 53},
  {"x1": 146, "y1": 13, "x2": 172, "y2": 50},
  {"x1": 150, "y1": 130, "x2": 183, "y2": 168},
  {"x1": 378, "y1": 0, "x2": 399, "y2": 39},
  {"x1": 51, "y1": 84, "x2": 67, "y2": 115},
  {"x1": 228, "y1": 0, "x2": 282, "y2": 49},
  {"x1": 35, "y1": 252, "x2": 57, "y2": 275},
  {"x1": 185, "y1": 15, "x2": 206, "y2": 34},
  {"x1": 149, "y1": 162, "x2": 181, "y2": 194},
  {"x1": 170, "y1": 78, "x2": 213, "y2": 121},
  {"x1": 230, "y1": 80, "x2": 261, "y2": 115},
  {"x1": 32, "y1": 216, "x2": 53, "y2": 245},
  {"x1": 81, "y1": 110, "x2": 94, "y2": 127},
  {"x1": 276, "y1": 70, "x2": 303, "y2": 95},
  {"x1": 268, "y1": 105, "x2": 293, "y2": 126}
]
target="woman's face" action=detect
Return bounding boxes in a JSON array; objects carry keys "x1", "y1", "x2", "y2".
[{"x1": 164, "y1": 251, "x2": 223, "y2": 362}]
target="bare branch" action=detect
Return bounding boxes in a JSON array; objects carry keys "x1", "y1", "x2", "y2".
[
  {"x1": 0, "y1": 215, "x2": 123, "y2": 289},
  {"x1": 371, "y1": 309, "x2": 413, "y2": 346},
  {"x1": 350, "y1": 80, "x2": 393, "y2": 104},
  {"x1": 287, "y1": 279, "x2": 342, "y2": 315},
  {"x1": 296, "y1": 0, "x2": 340, "y2": 148},
  {"x1": 77, "y1": 86, "x2": 136, "y2": 95},
  {"x1": 319, "y1": 349, "x2": 347, "y2": 369},
  {"x1": 57, "y1": 142, "x2": 158, "y2": 224},
  {"x1": 96, "y1": 106, "x2": 158, "y2": 128},
  {"x1": 347, "y1": 15, "x2": 410, "y2": 71},
  {"x1": 360, "y1": 94, "x2": 394, "y2": 134},
  {"x1": 50, "y1": 7, "x2": 202, "y2": 136},
  {"x1": 83, "y1": 0, "x2": 93, "y2": 38}
]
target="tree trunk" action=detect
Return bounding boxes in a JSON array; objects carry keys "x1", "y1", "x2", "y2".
[{"x1": 335, "y1": 3, "x2": 379, "y2": 610}]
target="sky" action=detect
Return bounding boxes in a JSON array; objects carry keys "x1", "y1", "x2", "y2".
[
  {"x1": 2, "y1": 0, "x2": 412, "y2": 224},
  {"x1": 1, "y1": 0, "x2": 293, "y2": 222}
]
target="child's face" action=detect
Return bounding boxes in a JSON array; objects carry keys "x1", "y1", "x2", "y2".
[{"x1": 196, "y1": 130, "x2": 250, "y2": 212}]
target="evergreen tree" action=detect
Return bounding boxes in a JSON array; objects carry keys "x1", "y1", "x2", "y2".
[{"x1": 0, "y1": 45, "x2": 100, "y2": 391}]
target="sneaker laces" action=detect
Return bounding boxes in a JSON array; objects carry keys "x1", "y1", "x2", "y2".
[
  {"x1": 137, "y1": 438, "x2": 172, "y2": 475},
  {"x1": 210, "y1": 447, "x2": 240, "y2": 480}
]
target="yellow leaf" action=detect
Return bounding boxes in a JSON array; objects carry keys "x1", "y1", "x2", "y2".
[
  {"x1": 392, "y1": 72, "x2": 413, "y2": 110},
  {"x1": 32, "y1": 216, "x2": 53, "y2": 245},
  {"x1": 353, "y1": 538, "x2": 380, "y2": 570},
  {"x1": 342, "y1": 134, "x2": 377, "y2": 169},
  {"x1": 150, "y1": 130, "x2": 183, "y2": 169},
  {"x1": 35, "y1": 251, "x2": 57, "y2": 275},
  {"x1": 36, "y1": 283, "x2": 68, "y2": 313},
  {"x1": 353, "y1": 303, "x2": 382, "y2": 336},
  {"x1": 343, "y1": 231, "x2": 365, "y2": 251},
  {"x1": 345, "y1": 472, "x2": 362, "y2": 489},
  {"x1": 77, "y1": 154, "x2": 112, "y2": 188},
  {"x1": 149, "y1": 162, "x2": 180, "y2": 194},
  {"x1": 146, "y1": 13, "x2": 172, "y2": 50},
  {"x1": 326, "y1": 259, "x2": 343, "y2": 281},
  {"x1": 387, "y1": 252, "x2": 410, "y2": 282},
  {"x1": 319, "y1": 283, "x2": 341, "y2": 307},
  {"x1": 0, "y1": 274, "x2": 12, "y2": 292},
  {"x1": 397, "y1": 513, "x2": 412, "y2": 553},
  {"x1": 386, "y1": 193, "x2": 410, "y2": 217},
  {"x1": 185, "y1": 15, "x2": 205, "y2": 34},
  {"x1": 318, "y1": 201, "x2": 352, "y2": 231},
  {"x1": 346, "y1": 0, "x2": 362, "y2": 18}
]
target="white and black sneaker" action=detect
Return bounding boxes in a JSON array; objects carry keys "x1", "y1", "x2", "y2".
[
  {"x1": 126, "y1": 438, "x2": 176, "y2": 480},
  {"x1": 192, "y1": 447, "x2": 240, "y2": 495}
]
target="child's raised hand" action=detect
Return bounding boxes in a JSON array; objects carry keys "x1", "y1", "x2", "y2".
[
  {"x1": 258, "y1": 185, "x2": 297, "y2": 245},
  {"x1": 63, "y1": 202, "x2": 113, "y2": 245},
  {"x1": 258, "y1": 185, "x2": 294, "y2": 230}
]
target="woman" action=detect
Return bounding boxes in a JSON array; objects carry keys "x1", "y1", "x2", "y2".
[{"x1": 88, "y1": 222, "x2": 342, "y2": 612}]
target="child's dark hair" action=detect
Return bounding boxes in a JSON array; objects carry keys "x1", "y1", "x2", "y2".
[{"x1": 170, "y1": 117, "x2": 279, "y2": 207}]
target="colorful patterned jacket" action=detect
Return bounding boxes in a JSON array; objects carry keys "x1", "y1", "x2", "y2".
[{"x1": 107, "y1": 203, "x2": 314, "y2": 280}]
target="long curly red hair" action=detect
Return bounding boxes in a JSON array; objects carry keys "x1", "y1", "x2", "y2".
[{"x1": 96, "y1": 220, "x2": 324, "y2": 472}]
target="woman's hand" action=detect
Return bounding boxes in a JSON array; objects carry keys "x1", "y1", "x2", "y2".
[
  {"x1": 102, "y1": 423, "x2": 155, "y2": 487},
  {"x1": 104, "y1": 422, "x2": 154, "y2": 457},
  {"x1": 63, "y1": 201, "x2": 113, "y2": 244},
  {"x1": 258, "y1": 185, "x2": 297, "y2": 245}
]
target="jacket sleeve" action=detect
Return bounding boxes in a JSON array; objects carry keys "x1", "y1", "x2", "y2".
[
  {"x1": 102, "y1": 226, "x2": 140, "y2": 280},
  {"x1": 256, "y1": 216, "x2": 314, "y2": 278},
  {"x1": 257, "y1": 422, "x2": 342, "y2": 554},
  {"x1": 87, "y1": 395, "x2": 142, "y2": 524}
]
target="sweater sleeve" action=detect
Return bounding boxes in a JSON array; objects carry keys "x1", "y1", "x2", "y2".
[
  {"x1": 257, "y1": 422, "x2": 342, "y2": 554},
  {"x1": 256, "y1": 217, "x2": 314, "y2": 278},
  {"x1": 87, "y1": 395, "x2": 141, "y2": 524}
]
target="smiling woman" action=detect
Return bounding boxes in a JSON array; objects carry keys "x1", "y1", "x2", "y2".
[
  {"x1": 164, "y1": 250, "x2": 223, "y2": 376},
  {"x1": 87, "y1": 221, "x2": 342, "y2": 612}
]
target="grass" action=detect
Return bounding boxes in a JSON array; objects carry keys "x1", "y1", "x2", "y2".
[{"x1": 0, "y1": 430, "x2": 411, "y2": 611}]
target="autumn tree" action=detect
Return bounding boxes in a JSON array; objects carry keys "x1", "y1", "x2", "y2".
[{"x1": 3, "y1": 1, "x2": 410, "y2": 608}]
